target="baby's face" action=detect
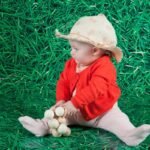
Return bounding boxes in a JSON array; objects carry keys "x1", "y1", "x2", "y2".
[{"x1": 69, "y1": 40, "x2": 105, "y2": 66}]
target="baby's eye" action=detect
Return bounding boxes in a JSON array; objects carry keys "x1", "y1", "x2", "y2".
[{"x1": 72, "y1": 48, "x2": 79, "y2": 51}]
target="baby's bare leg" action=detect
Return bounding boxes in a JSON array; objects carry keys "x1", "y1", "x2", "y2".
[
  {"x1": 69, "y1": 102, "x2": 150, "y2": 146},
  {"x1": 95, "y1": 102, "x2": 150, "y2": 146}
]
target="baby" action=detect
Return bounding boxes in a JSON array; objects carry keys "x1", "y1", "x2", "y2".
[{"x1": 18, "y1": 14, "x2": 150, "y2": 146}]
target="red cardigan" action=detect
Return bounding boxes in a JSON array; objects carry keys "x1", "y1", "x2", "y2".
[{"x1": 56, "y1": 54, "x2": 121, "y2": 121}]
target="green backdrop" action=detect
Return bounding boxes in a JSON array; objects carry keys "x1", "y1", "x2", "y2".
[{"x1": 0, "y1": 0, "x2": 149, "y2": 149}]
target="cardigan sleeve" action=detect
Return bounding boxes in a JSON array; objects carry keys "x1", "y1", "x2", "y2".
[
  {"x1": 71, "y1": 60, "x2": 117, "y2": 109},
  {"x1": 56, "y1": 59, "x2": 72, "y2": 103}
]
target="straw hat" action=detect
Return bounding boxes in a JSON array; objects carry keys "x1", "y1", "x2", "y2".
[{"x1": 55, "y1": 13, "x2": 123, "y2": 63}]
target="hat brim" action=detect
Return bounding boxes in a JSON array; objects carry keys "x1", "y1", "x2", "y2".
[
  {"x1": 55, "y1": 29, "x2": 98, "y2": 46},
  {"x1": 55, "y1": 29, "x2": 123, "y2": 63},
  {"x1": 111, "y1": 47, "x2": 123, "y2": 63}
]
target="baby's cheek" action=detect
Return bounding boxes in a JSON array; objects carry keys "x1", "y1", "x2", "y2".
[
  {"x1": 75, "y1": 54, "x2": 82, "y2": 60},
  {"x1": 76, "y1": 55, "x2": 86, "y2": 63}
]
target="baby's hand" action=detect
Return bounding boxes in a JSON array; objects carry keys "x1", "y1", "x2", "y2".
[
  {"x1": 50, "y1": 100, "x2": 65, "y2": 111},
  {"x1": 61, "y1": 101, "x2": 79, "y2": 118}
]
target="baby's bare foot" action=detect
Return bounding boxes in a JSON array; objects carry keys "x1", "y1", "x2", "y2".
[
  {"x1": 18, "y1": 116, "x2": 50, "y2": 137},
  {"x1": 122, "y1": 124, "x2": 150, "y2": 146}
]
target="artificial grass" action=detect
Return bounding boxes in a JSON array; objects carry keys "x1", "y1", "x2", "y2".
[{"x1": 0, "y1": 0, "x2": 150, "y2": 149}]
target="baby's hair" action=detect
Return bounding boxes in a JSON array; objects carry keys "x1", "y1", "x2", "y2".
[
  {"x1": 92, "y1": 46, "x2": 113, "y2": 58},
  {"x1": 104, "y1": 50, "x2": 113, "y2": 58}
]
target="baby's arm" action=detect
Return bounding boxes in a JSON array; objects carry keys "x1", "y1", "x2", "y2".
[
  {"x1": 55, "y1": 59, "x2": 72, "y2": 103},
  {"x1": 50, "y1": 59, "x2": 72, "y2": 110}
]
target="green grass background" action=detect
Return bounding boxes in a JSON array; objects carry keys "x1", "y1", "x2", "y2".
[{"x1": 0, "y1": 0, "x2": 150, "y2": 149}]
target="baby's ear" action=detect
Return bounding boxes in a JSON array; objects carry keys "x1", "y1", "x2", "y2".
[
  {"x1": 91, "y1": 47, "x2": 98, "y2": 54},
  {"x1": 92, "y1": 47, "x2": 102, "y2": 56}
]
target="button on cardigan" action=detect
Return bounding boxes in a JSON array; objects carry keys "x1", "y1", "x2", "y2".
[{"x1": 56, "y1": 54, "x2": 121, "y2": 121}]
